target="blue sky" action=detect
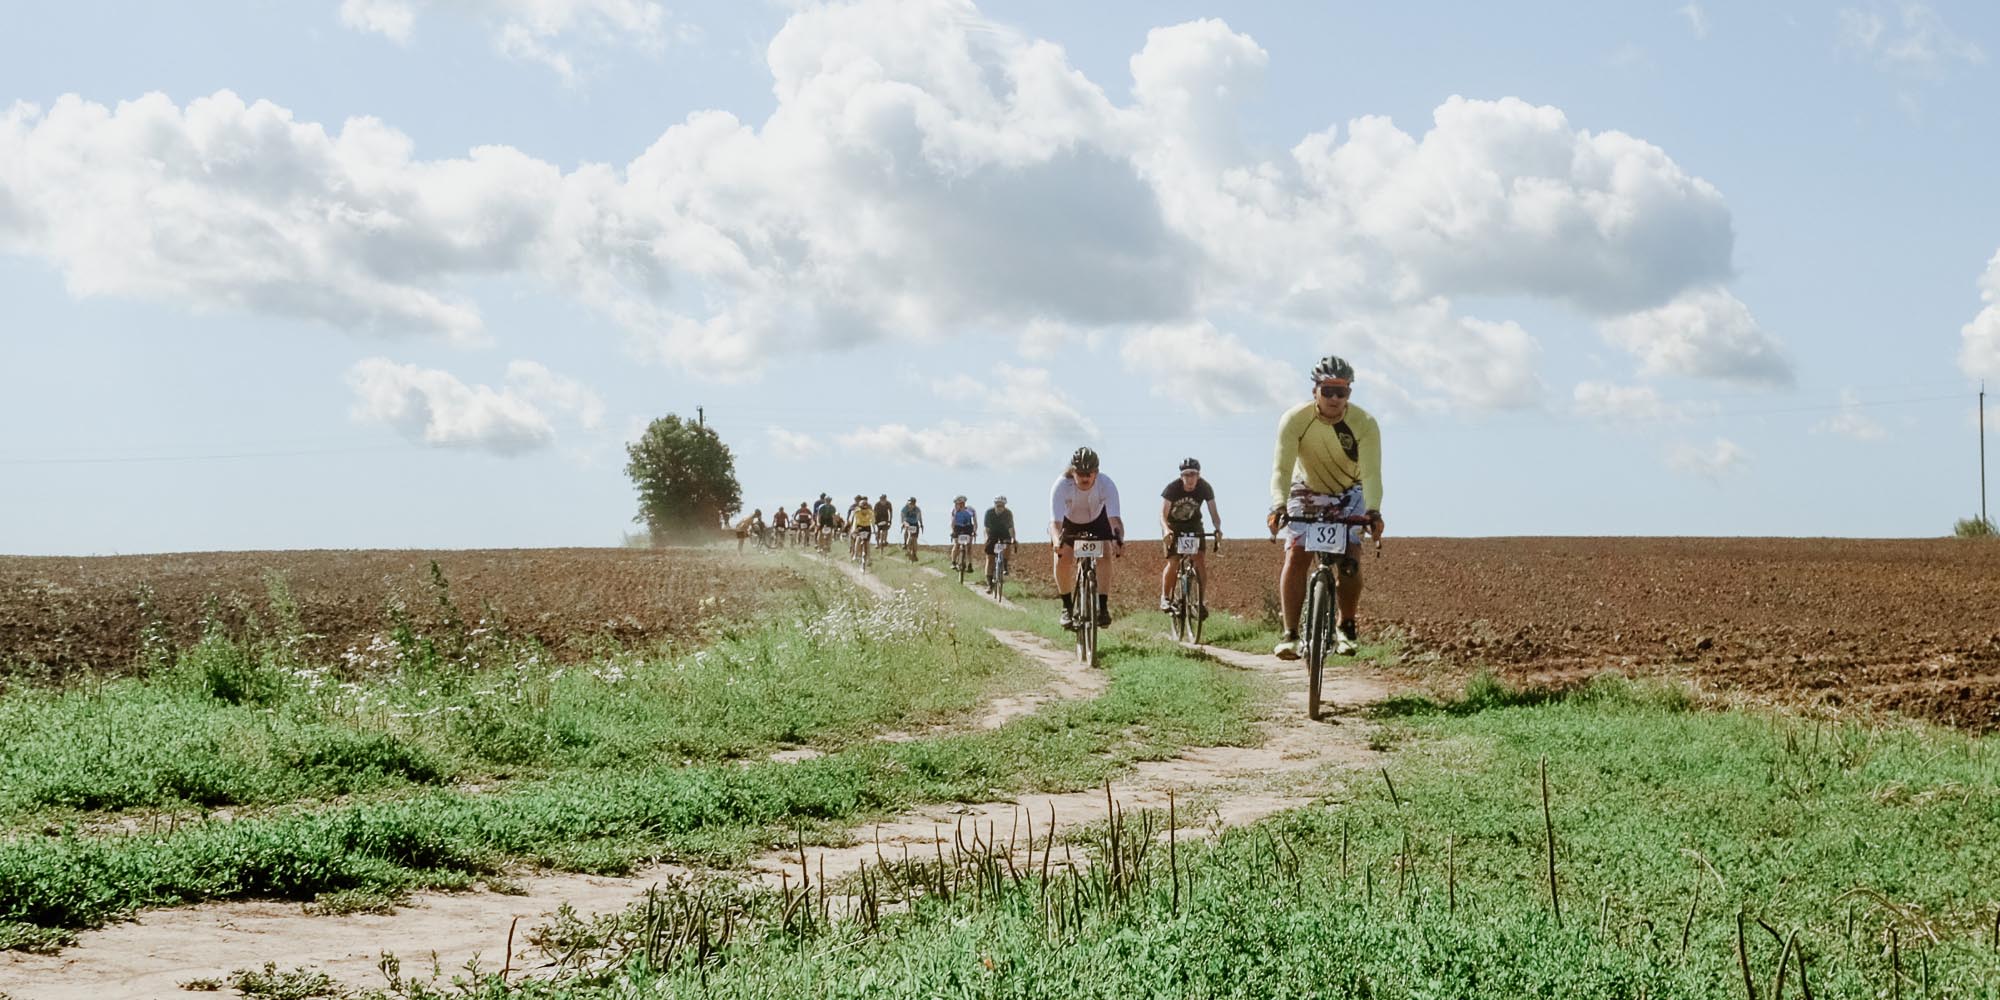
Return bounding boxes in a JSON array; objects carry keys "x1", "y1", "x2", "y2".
[{"x1": 2, "y1": 0, "x2": 1996, "y2": 556}]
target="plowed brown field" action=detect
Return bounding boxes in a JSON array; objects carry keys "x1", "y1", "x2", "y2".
[
  {"x1": 0, "y1": 548, "x2": 801, "y2": 685},
  {"x1": 6, "y1": 540, "x2": 1998, "y2": 730},
  {"x1": 1072, "y1": 536, "x2": 2000, "y2": 731}
]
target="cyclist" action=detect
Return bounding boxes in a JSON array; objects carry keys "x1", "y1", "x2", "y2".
[
  {"x1": 873, "y1": 495, "x2": 894, "y2": 548},
  {"x1": 851, "y1": 500, "x2": 876, "y2": 561},
  {"x1": 1158, "y1": 457, "x2": 1221, "y2": 613},
  {"x1": 771, "y1": 505, "x2": 789, "y2": 548},
  {"x1": 734, "y1": 509, "x2": 765, "y2": 552},
  {"x1": 815, "y1": 495, "x2": 839, "y2": 551},
  {"x1": 900, "y1": 496, "x2": 924, "y2": 557},
  {"x1": 1266, "y1": 355, "x2": 1384, "y2": 660},
  {"x1": 947, "y1": 496, "x2": 978, "y2": 570},
  {"x1": 983, "y1": 495, "x2": 1016, "y2": 585},
  {"x1": 1050, "y1": 447, "x2": 1122, "y2": 630}
]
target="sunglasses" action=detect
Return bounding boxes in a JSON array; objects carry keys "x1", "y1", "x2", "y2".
[
  {"x1": 1179, "y1": 471, "x2": 1200, "y2": 477},
  {"x1": 1317, "y1": 383, "x2": 1351, "y2": 399}
]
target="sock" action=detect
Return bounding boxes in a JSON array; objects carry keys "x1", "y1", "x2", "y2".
[
  {"x1": 1061, "y1": 594, "x2": 1074, "y2": 611},
  {"x1": 1097, "y1": 594, "x2": 1109, "y2": 612}
]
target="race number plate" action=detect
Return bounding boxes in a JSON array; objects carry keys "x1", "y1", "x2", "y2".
[
  {"x1": 1072, "y1": 539, "x2": 1107, "y2": 559},
  {"x1": 993, "y1": 543, "x2": 1009, "y2": 555},
  {"x1": 1302, "y1": 522, "x2": 1347, "y2": 554},
  {"x1": 1175, "y1": 535, "x2": 1202, "y2": 555},
  {"x1": 956, "y1": 534, "x2": 976, "y2": 544}
]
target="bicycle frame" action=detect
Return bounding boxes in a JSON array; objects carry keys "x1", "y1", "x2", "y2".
[
  {"x1": 1168, "y1": 531, "x2": 1216, "y2": 644},
  {"x1": 988, "y1": 539, "x2": 1012, "y2": 599},
  {"x1": 1069, "y1": 538, "x2": 1111, "y2": 666},
  {"x1": 1291, "y1": 511, "x2": 1375, "y2": 721}
]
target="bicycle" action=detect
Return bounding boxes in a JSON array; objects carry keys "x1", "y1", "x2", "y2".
[
  {"x1": 1166, "y1": 531, "x2": 1219, "y2": 645},
  {"x1": 1067, "y1": 537, "x2": 1114, "y2": 666},
  {"x1": 987, "y1": 538, "x2": 1013, "y2": 600},
  {"x1": 853, "y1": 530, "x2": 873, "y2": 572},
  {"x1": 1287, "y1": 510, "x2": 1378, "y2": 721},
  {"x1": 903, "y1": 524, "x2": 921, "y2": 562},
  {"x1": 951, "y1": 532, "x2": 976, "y2": 585},
  {"x1": 875, "y1": 523, "x2": 891, "y2": 551}
]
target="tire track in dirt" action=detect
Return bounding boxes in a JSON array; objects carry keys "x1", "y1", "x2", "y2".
[
  {"x1": 0, "y1": 868, "x2": 697, "y2": 1000},
  {"x1": 741, "y1": 636, "x2": 1392, "y2": 894},
  {"x1": 0, "y1": 587, "x2": 1391, "y2": 1000}
]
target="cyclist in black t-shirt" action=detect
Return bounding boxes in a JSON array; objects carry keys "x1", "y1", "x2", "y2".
[{"x1": 1158, "y1": 457, "x2": 1221, "y2": 612}]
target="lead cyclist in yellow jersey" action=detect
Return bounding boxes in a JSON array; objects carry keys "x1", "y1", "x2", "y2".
[{"x1": 1266, "y1": 355, "x2": 1385, "y2": 660}]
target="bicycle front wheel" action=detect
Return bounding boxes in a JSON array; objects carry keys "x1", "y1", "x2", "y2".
[
  {"x1": 1170, "y1": 562, "x2": 1191, "y2": 643},
  {"x1": 1186, "y1": 565, "x2": 1205, "y2": 646},
  {"x1": 1305, "y1": 570, "x2": 1336, "y2": 720},
  {"x1": 1076, "y1": 562, "x2": 1098, "y2": 666}
]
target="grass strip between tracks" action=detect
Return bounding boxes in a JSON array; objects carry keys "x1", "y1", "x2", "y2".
[
  {"x1": 0, "y1": 551, "x2": 1262, "y2": 952},
  {"x1": 332, "y1": 676, "x2": 1999, "y2": 1000}
]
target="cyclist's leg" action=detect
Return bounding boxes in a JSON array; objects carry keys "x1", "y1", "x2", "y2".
[
  {"x1": 1280, "y1": 544, "x2": 1312, "y2": 633},
  {"x1": 1337, "y1": 555, "x2": 1363, "y2": 624},
  {"x1": 1158, "y1": 543, "x2": 1175, "y2": 603}
]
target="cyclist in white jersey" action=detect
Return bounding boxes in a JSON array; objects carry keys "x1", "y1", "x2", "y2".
[{"x1": 1049, "y1": 446, "x2": 1123, "y2": 630}]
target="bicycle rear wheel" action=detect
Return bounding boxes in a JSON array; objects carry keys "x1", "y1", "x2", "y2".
[{"x1": 1305, "y1": 570, "x2": 1336, "y2": 720}]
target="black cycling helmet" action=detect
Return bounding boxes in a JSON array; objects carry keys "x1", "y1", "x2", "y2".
[
  {"x1": 1070, "y1": 446, "x2": 1100, "y2": 473},
  {"x1": 1310, "y1": 355, "x2": 1355, "y2": 382},
  {"x1": 1178, "y1": 457, "x2": 1201, "y2": 472}
]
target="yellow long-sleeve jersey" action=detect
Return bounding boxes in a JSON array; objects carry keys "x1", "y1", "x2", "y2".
[{"x1": 1269, "y1": 401, "x2": 1383, "y2": 512}]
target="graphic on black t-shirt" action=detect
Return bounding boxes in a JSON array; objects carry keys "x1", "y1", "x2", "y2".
[{"x1": 1160, "y1": 478, "x2": 1215, "y2": 532}]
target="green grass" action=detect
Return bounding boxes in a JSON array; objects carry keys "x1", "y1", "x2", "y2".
[
  {"x1": 359, "y1": 674, "x2": 2000, "y2": 999},
  {"x1": 0, "y1": 552, "x2": 1264, "y2": 947},
  {"x1": 0, "y1": 576, "x2": 1037, "y2": 828}
]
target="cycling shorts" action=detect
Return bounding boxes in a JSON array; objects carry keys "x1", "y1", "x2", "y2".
[
  {"x1": 984, "y1": 536, "x2": 1015, "y2": 555},
  {"x1": 1285, "y1": 483, "x2": 1366, "y2": 555},
  {"x1": 1161, "y1": 532, "x2": 1209, "y2": 557},
  {"x1": 1059, "y1": 511, "x2": 1114, "y2": 543}
]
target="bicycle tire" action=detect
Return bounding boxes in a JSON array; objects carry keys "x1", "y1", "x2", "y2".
[
  {"x1": 1076, "y1": 560, "x2": 1098, "y2": 666},
  {"x1": 1305, "y1": 569, "x2": 1336, "y2": 720},
  {"x1": 1187, "y1": 565, "x2": 1205, "y2": 646},
  {"x1": 1170, "y1": 559, "x2": 1192, "y2": 643}
]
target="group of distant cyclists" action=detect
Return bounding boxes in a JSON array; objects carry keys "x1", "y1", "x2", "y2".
[{"x1": 739, "y1": 354, "x2": 1382, "y2": 662}]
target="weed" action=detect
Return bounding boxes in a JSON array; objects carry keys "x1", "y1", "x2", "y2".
[{"x1": 228, "y1": 963, "x2": 346, "y2": 1000}]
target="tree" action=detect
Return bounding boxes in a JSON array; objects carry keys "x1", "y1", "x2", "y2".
[{"x1": 625, "y1": 415, "x2": 742, "y2": 543}]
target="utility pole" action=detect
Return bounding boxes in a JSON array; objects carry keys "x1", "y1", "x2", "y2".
[
  {"x1": 1981, "y1": 381, "x2": 1988, "y2": 527},
  {"x1": 697, "y1": 405, "x2": 705, "y2": 428}
]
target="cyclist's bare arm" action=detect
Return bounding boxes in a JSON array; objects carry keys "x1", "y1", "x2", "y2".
[
  {"x1": 1207, "y1": 498, "x2": 1222, "y2": 536},
  {"x1": 1158, "y1": 497, "x2": 1172, "y2": 537}
]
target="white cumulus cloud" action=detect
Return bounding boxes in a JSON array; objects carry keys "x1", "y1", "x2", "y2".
[
  {"x1": 1667, "y1": 437, "x2": 1748, "y2": 480},
  {"x1": 1572, "y1": 381, "x2": 1713, "y2": 423},
  {"x1": 1119, "y1": 322, "x2": 1291, "y2": 417},
  {"x1": 1960, "y1": 250, "x2": 2000, "y2": 379},
  {"x1": 767, "y1": 426, "x2": 821, "y2": 460},
  {"x1": 346, "y1": 357, "x2": 603, "y2": 454},
  {"x1": 840, "y1": 365, "x2": 1093, "y2": 469},
  {"x1": 338, "y1": 0, "x2": 673, "y2": 80},
  {"x1": 3, "y1": 0, "x2": 1783, "y2": 414},
  {"x1": 1598, "y1": 287, "x2": 1793, "y2": 387},
  {"x1": 1838, "y1": 2, "x2": 1984, "y2": 76},
  {"x1": 1813, "y1": 388, "x2": 1889, "y2": 441},
  {"x1": 1681, "y1": 3, "x2": 1711, "y2": 39}
]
